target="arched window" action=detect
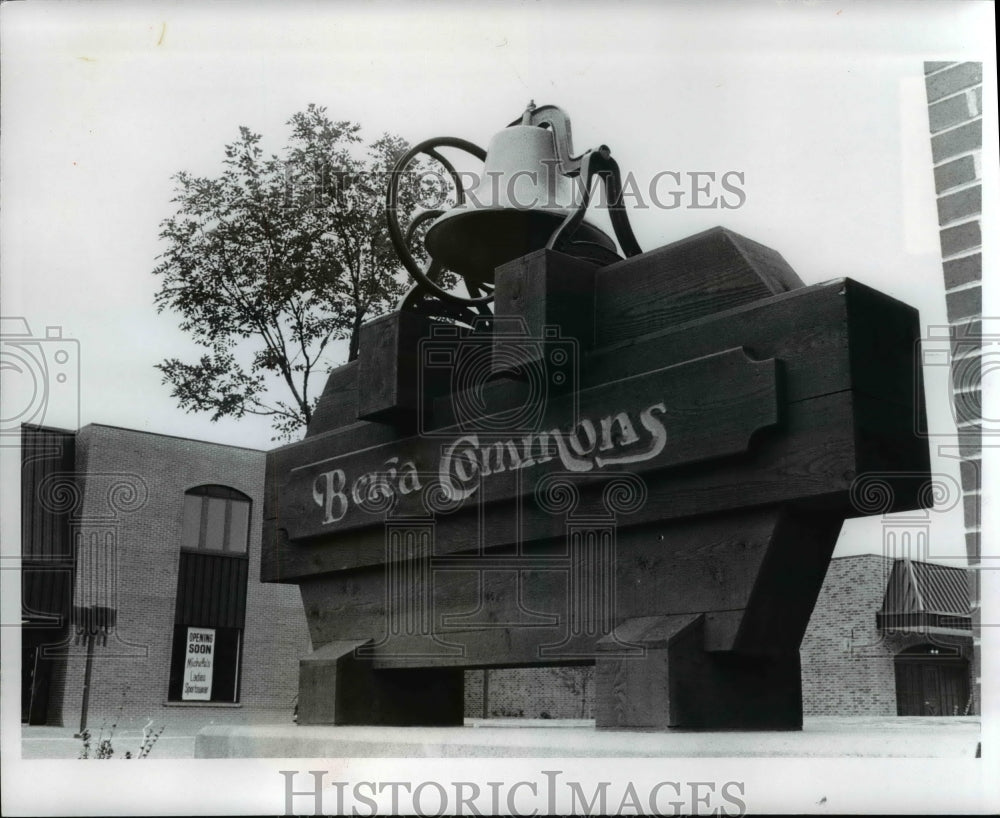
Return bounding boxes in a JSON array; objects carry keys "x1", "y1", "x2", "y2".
[
  {"x1": 180, "y1": 485, "x2": 251, "y2": 553},
  {"x1": 169, "y1": 485, "x2": 251, "y2": 703}
]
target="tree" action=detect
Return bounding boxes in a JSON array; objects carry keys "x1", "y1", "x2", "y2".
[{"x1": 153, "y1": 105, "x2": 426, "y2": 439}]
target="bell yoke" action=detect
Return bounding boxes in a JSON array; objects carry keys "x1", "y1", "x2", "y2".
[
  {"x1": 264, "y1": 103, "x2": 932, "y2": 730},
  {"x1": 385, "y1": 101, "x2": 641, "y2": 320}
]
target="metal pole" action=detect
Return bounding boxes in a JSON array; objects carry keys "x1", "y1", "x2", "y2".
[
  {"x1": 76, "y1": 631, "x2": 95, "y2": 737},
  {"x1": 27, "y1": 647, "x2": 41, "y2": 725}
]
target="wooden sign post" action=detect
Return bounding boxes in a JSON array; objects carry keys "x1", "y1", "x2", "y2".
[{"x1": 263, "y1": 227, "x2": 931, "y2": 730}]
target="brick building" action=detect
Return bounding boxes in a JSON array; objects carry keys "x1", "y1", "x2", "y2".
[
  {"x1": 20, "y1": 423, "x2": 309, "y2": 729},
  {"x1": 922, "y1": 60, "x2": 983, "y2": 716},
  {"x1": 800, "y1": 554, "x2": 972, "y2": 717}
]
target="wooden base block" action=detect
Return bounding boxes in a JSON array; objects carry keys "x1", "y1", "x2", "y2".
[
  {"x1": 596, "y1": 615, "x2": 801, "y2": 730},
  {"x1": 356, "y1": 310, "x2": 439, "y2": 423},
  {"x1": 298, "y1": 640, "x2": 464, "y2": 726}
]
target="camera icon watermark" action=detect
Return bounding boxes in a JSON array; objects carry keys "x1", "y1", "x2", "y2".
[
  {"x1": 1, "y1": 317, "x2": 80, "y2": 443},
  {"x1": 417, "y1": 316, "x2": 578, "y2": 437},
  {"x1": 917, "y1": 321, "x2": 997, "y2": 435}
]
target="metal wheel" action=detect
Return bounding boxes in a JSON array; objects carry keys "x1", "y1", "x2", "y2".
[{"x1": 385, "y1": 136, "x2": 495, "y2": 309}]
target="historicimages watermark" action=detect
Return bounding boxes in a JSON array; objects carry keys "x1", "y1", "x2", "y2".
[
  {"x1": 285, "y1": 160, "x2": 748, "y2": 212},
  {"x1": 279, "y1": 769, "x2": 748, "y2": 816}
]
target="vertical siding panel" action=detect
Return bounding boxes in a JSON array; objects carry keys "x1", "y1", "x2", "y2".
[
  {"x1": 238, "y1": 560, "x2": 248, "y2": 629},
  {"x1": 172, "y1": 547, "x2": 249, "y2": 629},
  {"x1": 21, "y1": 427, "x2": 76, "y2": 625},
  {"x1": 221, "y1": 559, "x2": 232, "y2": 628},
  {"x1": 175, "y1": 554, "x2": 186, "y2": 624},
  {"x1": 187, "y1": 554, "x2": 199, "y2": 624},
  {"x1": 230, "y1": 561, "x2": 241, "y2": 628},
  {"x1": 208, "y1": 555, "x2": 219, "y2": 625},
  {"x1": 180, "y1": 555, "x2": 189, "y2": 624},
  {"x1": 186, "y1": 554, "x2": 199, "y2": 624},
  {"x1": 225, "y1": 558, "x2": 236, "y2": 627},
  {"x1": 197, "y1": 555, "x2": 207, "y2": 623},
  {"x1": 210, "y1": 556, "x2": 221, "y2": 625},
  {"x1": 218, "y1": 557, "x2": 227, "y2": 624}
]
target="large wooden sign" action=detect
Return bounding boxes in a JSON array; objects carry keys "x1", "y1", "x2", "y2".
[
  {"x1": 263, "y1": 227, "x2": 931, "y2": 730},
  {"x1": 283, "y1": 347, "x2": 777, "y2": 540}
]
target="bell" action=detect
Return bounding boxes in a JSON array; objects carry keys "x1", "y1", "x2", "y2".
[{"x1": 424, "y1": 108, "x2": 620, "y2": 284}]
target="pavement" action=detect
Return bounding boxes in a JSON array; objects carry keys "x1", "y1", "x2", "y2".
[
  {"x1": 18, "y1": 708, "x2": 293, "y2": 759},
  {"x1": 20, "y1": 715, "x2": 982, "y2": 759},
  {"x1": 19, "y1": 723, "x2": 201, "y2": 760}
]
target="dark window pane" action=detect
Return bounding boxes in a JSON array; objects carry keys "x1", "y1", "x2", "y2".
[
  {"x1": 167, "y1": 624, "x2": 187, "y2": 701},
  {"x1": 228, "y1": 501, "x2": 250, "y2": 553},
  {"x1": 212, "y1": 628, "x2": 241, "y2": 702},
  {"x1": 181, "y1": 494, "x2": 202, "y2": 549},
  {"x1": 204, "y1": 498, "x2": 227, "y2": 550},
  {"x1": 187, "y1": 485, "x2": 251, "y2": 501}
]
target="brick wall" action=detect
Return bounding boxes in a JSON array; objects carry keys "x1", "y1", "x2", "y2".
[
  {"x1": 52, "y1": 425, "x2": 309, "y2": 730},
  {"x1": 475, "y1": 667, "x2": 595, "y2": 719},
  {"x1": 923, "y1": 60, "x2": 983, "y2": 714},
  {"x1": 801, "y1": 555, "x2": 919, "y2": 715},
  {"x1": 464, "y1": 669, "x2": 486, "y2": 717}
]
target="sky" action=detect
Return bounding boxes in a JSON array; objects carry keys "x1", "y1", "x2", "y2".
[
  {"x1": 1, "y1": 2, "x2": 998, "y2": 815},
  {"x1": 2, "y1": 2, "x2": 996, "y2": 569}
]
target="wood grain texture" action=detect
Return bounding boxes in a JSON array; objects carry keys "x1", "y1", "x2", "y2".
[
  {"x1": 260, "y1": 235, "x2": 934, "y2": 730},
  {"x1": 428, "y1": 278, "x2": 921, "y2": 438},
  {"x1": 263, "y1": 420, "x2": 401, "y2": 522},
  {"x1": 595, "y1": 627, "x2": 677, "y2": 729},
  {"x1": 290, "y1": 507, "x2": 834, "y2": 673},
  {"x1": 306, "y1": 361, "x2": 360, "y2": 438},
  {"x1": 586, "y1": 279, "x2": 849, "y2": 405},
  {"x1": 725, "y1": 510, "x2": 843, "y2": 654},
  {"x1": 262, "y1": 388, "x2": 860, "y2": 582},
  {"x1": 263, "y1": 276, "x2": 926, "y2": 531},
  {"x1": 845, "y1": 278, "x2": 924, "y2": 410},
  {"x1": 593, "y1": 226, "x2": 804, "y2": 347},
  {"x1": 262, "y1": 387, "x2": 929, "y2": 582},
  {"x1": 357, "y1": 310, "x2": 439, "y2": 423},
  {"x1": 298, "y1": 639, "x2": 464, "y2": 725},
  {"x1": 494, "y1": 249, "x2": 598, "y2": 352},
  {"x1": 595, "y1": 615, "x2": 803, "y2": 730},
  {"x1": 276, "y1": 347, "x2": 779, "y2": 543}
]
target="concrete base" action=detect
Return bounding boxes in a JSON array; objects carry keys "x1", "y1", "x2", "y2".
[{"x1": 194, "y1": 716, "x2": 980, "y2": 758}]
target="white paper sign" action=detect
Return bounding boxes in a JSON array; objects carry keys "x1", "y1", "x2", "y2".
[{"x1": 182, "y1": 627, "x2": 215, "y2": 701}]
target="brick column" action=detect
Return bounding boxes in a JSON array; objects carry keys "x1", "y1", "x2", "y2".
[{"x1": 923, "y1": 61, "x2": 982, "y2": 714}]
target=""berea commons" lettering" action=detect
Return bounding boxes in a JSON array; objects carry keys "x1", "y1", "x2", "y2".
[
  {"x1": 313, "y1": 401, "x2": 668, "y2": 523},
  {"x1": 284, "y1": 348, "x2": 778, "y2": 540}
]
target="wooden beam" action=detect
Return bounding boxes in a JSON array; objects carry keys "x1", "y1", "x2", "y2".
[{"x1": 593, "y1": 226, "x2": 804, "y2": 347}]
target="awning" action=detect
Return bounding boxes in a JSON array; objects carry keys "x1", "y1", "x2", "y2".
[{"x1": 876, "y1": 559, "x2": 972, "y2": 636}]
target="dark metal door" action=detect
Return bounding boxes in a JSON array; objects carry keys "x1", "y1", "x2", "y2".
[{"x1": 895, "y1": 646, "x2": 969, "y2": 716}]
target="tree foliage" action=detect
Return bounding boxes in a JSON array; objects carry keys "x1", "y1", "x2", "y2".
[{"x1": 153, "y1": 105, "x2": 424, "y2": 439}]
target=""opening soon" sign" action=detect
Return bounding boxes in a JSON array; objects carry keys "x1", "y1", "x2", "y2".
[{"x1": 182, "y1": 626, "x2": 215, "y2": 701}]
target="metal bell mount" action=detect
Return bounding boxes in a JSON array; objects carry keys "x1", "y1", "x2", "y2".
[{"x1": 385, "y1": 102, "x2": 642, "y2": 324}]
